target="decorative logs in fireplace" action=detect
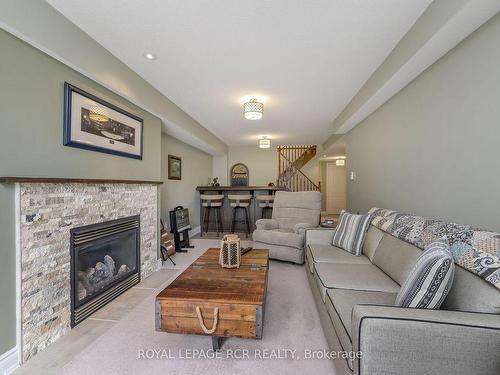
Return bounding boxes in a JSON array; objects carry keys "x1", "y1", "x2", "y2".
[
  {"x1": 71, "y1": 215, "x2": 140, "y2": 326},
  {"x1": 77, "y1": 254, "x2": 131, "y2": 301}
]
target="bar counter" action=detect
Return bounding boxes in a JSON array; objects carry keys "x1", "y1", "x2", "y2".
[{"x1": 195, "y1": 185, "x2": 286, "y2": 233}]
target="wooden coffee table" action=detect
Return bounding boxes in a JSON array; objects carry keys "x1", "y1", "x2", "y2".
[{"x1": 155, "y1": 248, "x2": 269, "y2": 350}]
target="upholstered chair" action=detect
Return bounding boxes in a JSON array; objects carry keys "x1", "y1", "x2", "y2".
[{"x1": 252, "y1": 191, "x2": 321, "y2": 264}]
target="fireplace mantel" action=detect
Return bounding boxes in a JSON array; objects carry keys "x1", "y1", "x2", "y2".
[{"x1": 0, "y1": 176, "x2": 163, "y2": 184}]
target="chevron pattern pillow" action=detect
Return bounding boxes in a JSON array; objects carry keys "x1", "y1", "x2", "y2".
[
  {"x1": 395, "y1": 237, "x2": 455, "y2": 308},
  {"x1": 331, "y1": 210, "x2": 371, "y2": 256}
]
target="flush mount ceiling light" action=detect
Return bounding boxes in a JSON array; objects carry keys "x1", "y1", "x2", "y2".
[
  {"x1": 143, "y1": 52, "x2": 157, "y2": 60},
  {"x1": 243, "y1": 98, "x2": 264, "y2": 120},
  {"x1": 259, "y1": 136, "x2": 271, "y2": 148},
  {"x1": 333, "y1": 156, "x2": 346, "y2": 166}
]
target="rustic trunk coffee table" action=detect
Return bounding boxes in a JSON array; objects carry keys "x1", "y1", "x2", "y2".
[{"x1": 155, "y1": 248, "x2": 269, "y2": 350}]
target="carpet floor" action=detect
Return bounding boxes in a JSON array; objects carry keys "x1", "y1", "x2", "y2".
[{"x1": 55, "y1": 239, "x2": 343, "y2": 375}]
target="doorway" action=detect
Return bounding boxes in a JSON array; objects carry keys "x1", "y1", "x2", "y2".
[{"x1": 325, "y1": 161, "x2": 346, "y2": 215}]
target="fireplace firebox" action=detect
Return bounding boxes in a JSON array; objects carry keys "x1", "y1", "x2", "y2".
[{"x1": 70, "y1": 215, "x2": 141, "y2": 326}]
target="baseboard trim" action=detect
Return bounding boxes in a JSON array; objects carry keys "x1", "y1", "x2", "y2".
[
  {"x1": 190, "y1": 225, "x2": 201, "y2": 236},
  {"x1": 0, "y1": 347, "x2": 19, "y2": 375}
]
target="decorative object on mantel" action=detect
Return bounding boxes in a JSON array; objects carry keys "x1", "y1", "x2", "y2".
[
  {"x1": 220, "y1": 234, "x2": 241, "y2": 268},
  {"x1": 243, "y1": 98, "x2": 264, "y2": 120},
  {"x1": 63, "y1": 82, "x2": 144, "y2": 159},
  {"x1": 168, "y1": 155, "x2": 182, "y2": 180},
  {"x1": 211, "y1": 177, "x2": 220, "y2": 187},
  {"x1": 230, "y1": 163, "x2": 249, "y2": 186}
]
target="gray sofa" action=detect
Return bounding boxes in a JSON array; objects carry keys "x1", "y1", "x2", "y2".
[
  {"x1": 253, "y1": 191, "x2": 321, "y2": 264},
  {"x1": 305, "y1": 225, "x2": 500, "y2": 375}
]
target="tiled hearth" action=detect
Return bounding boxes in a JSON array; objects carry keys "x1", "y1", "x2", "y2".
[{"x1": 15, "y1": 182, "x2": 159, "y2": 362}]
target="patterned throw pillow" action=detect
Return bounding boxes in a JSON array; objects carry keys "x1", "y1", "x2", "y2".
[
  {"x1": 395, "y1": 237, "x2": 455, "y2": 309},
  {"x1": 331, "y1": 210, "x2": 371, "y2": 256}
]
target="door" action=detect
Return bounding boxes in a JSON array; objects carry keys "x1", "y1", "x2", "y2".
[{"x1": 326, "y1": 162, "x2": 346, "y2": 214}]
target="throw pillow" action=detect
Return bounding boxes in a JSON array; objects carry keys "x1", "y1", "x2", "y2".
[
  {"x1": 331, "y1": 210, "x2": 371, "y2": 256},
  {"x1": 395, "y1": 237, "x2": 455, "y2": 309}
]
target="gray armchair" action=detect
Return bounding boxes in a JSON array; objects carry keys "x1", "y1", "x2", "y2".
[{"x1": 253, "y1": 191, "x2": 321, "y2": 264}]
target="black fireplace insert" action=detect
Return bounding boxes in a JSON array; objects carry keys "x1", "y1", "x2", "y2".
[{"x1": 70, "y1": 215, "x2": 140, "y2": 326}]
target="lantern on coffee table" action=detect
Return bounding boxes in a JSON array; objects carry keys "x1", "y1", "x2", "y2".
[{"x1": 220, "y1": 234, "x2": 241, "y2": 268}]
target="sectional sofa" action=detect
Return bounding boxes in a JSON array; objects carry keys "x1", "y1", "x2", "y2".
[{"x1": 305, "y1": 221, "x2": 500, "y2": 375}]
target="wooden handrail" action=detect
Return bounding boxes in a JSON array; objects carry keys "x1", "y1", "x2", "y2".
[{"x1": 277, "y1": 146, "x2": 320, "y2": 191}]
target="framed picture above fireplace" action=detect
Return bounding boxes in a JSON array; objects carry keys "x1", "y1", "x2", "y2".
[{"x1": 63, "y1": 82, "x2": 144, "y2": 159}]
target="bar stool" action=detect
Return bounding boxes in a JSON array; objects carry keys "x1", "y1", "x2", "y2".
[
  {"x1": 228, "y1": 194, "x2": 252, "y2": 238},
  {"x1": 200, "y1": 194, "x2": 224, "y2": 237},
  {"x1": 256, "y1": 195, "x2": 275, "y2": 219}
]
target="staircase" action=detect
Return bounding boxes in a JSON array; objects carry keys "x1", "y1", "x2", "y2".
[{"x1": 277, "y1": 145, "x2": 320, "y2": 191}]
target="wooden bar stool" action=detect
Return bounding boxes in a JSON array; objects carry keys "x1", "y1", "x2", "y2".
[
  {"x1": 200, "y1": 194, "x2": 224, "y2": 237},
  {"x1": 228, "y1": 194, "x2": 252, "y2": 238},
  {"x1": 256, "y1": 195, "x2": 274, "y2": 219}
]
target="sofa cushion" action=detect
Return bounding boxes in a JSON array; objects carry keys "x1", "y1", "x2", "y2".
[
  {"x1": 313, "y1": 263, "x2": 400, "y2": 300},
  {"x1": 306, "y1": 244, "x2": 371, "y2": 273},
  {"x1": 324, "y1": 295, "x2": 353, "y2": 369},
  {"x1": 395, "y1": 238, "x2": 455, "y2": 309},
  {"x1": 372, "y1": 233, "x2": 422, "y2": 285},
  {"x1": 442, "y1": 266, "x2": 500, "y2": 314},
  {"x1": 328, "y1": 289, "x2": 398, "y2": 336},
  {"x1": 324, "y1": 289, "x2": 397, "y2": 370},
  {"x1": 362, "y1": 226, "x2": 384, "y2": 261},
  {"x1": 332, "y1": 210, "x2": 371, "y2": 256},
  {"x1": 252, "y1": 228, "x2": 303, "y2": 249}
]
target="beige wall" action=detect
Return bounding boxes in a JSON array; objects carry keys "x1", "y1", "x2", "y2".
[
  {"x1": 161, "y1": 134, "x2": 213, "y2": 231},
  {"x1": 227, "y1": 146, "x2": 278, "y2": 186},
  {"x1": 0, "y1": 29, "x2": 162, "y2": 355},
  {"x1": 344, "y1": 12, "x2": 500, "y2": 231},
  {"x1": 212, "y1": 155, "x2": 228, "y2": 185}
]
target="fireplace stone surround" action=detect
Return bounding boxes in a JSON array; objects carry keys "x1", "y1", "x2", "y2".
[{"x1": 12, "y1": 180, "x2": 159, "y2": 362}]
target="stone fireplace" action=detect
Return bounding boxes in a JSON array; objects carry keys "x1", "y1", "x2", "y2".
[
  {"x1": 14, "y1": 180, "x2": 159, "y2": 362},
  {"x1": 70, "y1": 215, "x2": 141, "y2": 327}
]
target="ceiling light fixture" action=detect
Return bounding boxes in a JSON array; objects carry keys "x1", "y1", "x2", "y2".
[
  {"x1": 143, "y1": 52, "x2": 156, "y2": 60},
  {"x1": 259, "y1": 136, "x2": 271, "y2": 149},
  {"x1": 243, "y1": 98, "x2": 264, "y2": 120}
]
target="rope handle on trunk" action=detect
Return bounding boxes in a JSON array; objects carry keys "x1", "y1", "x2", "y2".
[{"x1": 195, "y1": 306, "x2": 219, "y2": 334}]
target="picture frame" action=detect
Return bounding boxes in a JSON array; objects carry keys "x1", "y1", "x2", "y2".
[
  {"x1": 168, "y1": 155, "x2": 182, "y2": 180},
  {"x1": 63, "y1": 82, "x2": 144, "y2": 159}
]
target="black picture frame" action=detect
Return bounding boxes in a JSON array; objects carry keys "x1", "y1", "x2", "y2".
[{"x1": 63, "y1": 82, "x2": 144, "y2": 160}]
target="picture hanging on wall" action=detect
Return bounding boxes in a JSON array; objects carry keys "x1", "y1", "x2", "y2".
[
  {"x1": 63, "y1": 82, "x2": 144, "y2": 159},
  {"x1": 168, "y1": 155, "x2": 182, "y2": 180}
]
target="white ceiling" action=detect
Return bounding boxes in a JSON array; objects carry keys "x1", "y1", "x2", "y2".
[{"x1": 47, "y1": 0, "x2": 432, "y2": 146}]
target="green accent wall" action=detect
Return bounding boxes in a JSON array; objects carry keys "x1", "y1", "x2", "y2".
[
  {"x1": 0, "y1": 29, "x2": 162, "y2": 354},
  {"x1": 0, "y1": 185, "x2": 15, "y2": 354},
  {"x1": 344, "y1": 13, "x2": 500, "y2": 231},
  {"x1": 161, "y1": 134, "x2": 213, "y2": 230}
]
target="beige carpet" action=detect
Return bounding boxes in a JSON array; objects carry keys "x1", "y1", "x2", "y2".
[{"x1": 55, "y1": 239, "x2": 343, "y2": 375}]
